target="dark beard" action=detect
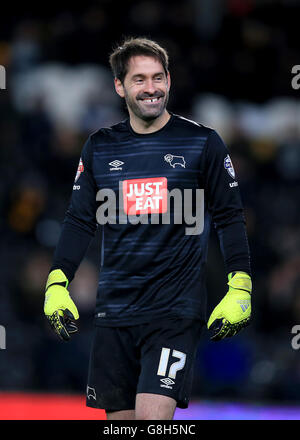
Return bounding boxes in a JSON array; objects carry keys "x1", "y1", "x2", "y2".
[{"x1": 124, "y1": 90, "x2": 169, "y2": 121}]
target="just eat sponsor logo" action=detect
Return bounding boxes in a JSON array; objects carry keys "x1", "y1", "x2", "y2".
[
  {"x1": 95, "y1": 178, "x2": 205, "y2": 235},
  {"x1": 123, "y1": 177, "x2": 168, "y2": 215}
]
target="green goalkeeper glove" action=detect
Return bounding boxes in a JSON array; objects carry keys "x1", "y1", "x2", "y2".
[
  {"x1": 44, "y1": 269, "x2": 79, "y2": 341},
  {"x1": 207, "y1": 271, "x2": 252, "y2": 341}
]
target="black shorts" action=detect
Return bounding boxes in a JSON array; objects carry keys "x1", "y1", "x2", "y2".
[{"x1": 86, "y1": 317, "x2": 204, "y2": 412}]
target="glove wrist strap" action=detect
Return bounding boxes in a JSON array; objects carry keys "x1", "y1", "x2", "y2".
[
  {"x1": 46, "y1": 269, "x2": 69, "y2": 291},
  {"x1": 228, "y1": 271, "x2": 252, "y2": 294}
]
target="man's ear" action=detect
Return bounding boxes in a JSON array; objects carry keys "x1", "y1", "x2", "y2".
[
  {"x1": 167, "y1": 71, "x2": 171, "y2": 91},
  {"x1": 114, "y1": 78, "x2": 125, "y2": 98}
]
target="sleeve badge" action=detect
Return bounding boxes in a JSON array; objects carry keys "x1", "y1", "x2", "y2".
[
  {"x1": 224, "y1": 154, "x2": 235, "y2": 179},
  {"x1": 75, "y1": 158, "x2": 84, "y2": 182}
]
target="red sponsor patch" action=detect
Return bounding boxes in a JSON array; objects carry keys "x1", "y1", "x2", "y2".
[
  {"x1": 75, "y1": 158, "x2": 84, "y2": 182},
  {"x1": 123, "y1": 177, "x2": 168, "y2": 215}
]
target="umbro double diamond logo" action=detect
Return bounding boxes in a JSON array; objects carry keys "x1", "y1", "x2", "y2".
[
  {"x1": 160, "y1": 377, "x2": 175, "y2": 385},
  {"x1": 109, "y1": 160, "x2": 124, "y2": 171},
  {"x1": 160, "y1": 377, "x2": 175, "y2": 389},
  {"x1": 86, "y1": 386, "x2": 96, "y2": 400}
]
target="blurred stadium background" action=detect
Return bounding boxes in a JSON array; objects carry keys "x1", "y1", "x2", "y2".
[{"x1": 1, "y1": 0, "x2": 300, "y2": 420}]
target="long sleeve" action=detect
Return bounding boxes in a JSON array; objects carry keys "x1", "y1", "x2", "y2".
[
  {"x1": 51, "y1": 135, "x2": 99, "y2": 282},
  {"x1": 203, "y1": 130, "x2": 251, "y2": 275}
]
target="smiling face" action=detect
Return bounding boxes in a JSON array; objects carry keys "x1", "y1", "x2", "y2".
[{"x1": 114, "y1": 55, "x2": 171, "y2": 122}]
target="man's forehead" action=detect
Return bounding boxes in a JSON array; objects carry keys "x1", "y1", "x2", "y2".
[{"x1": 127, "y1": 55, "x2": 164, "y2": 75}]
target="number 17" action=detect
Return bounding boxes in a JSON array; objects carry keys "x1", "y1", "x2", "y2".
[{"x1": 157, "y1": 347, "x2": 186, "y2": 379}]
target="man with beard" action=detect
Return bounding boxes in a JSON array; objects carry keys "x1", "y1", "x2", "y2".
[{"x1": 43, "y1": 37, "x2": 252, "y2": 420}]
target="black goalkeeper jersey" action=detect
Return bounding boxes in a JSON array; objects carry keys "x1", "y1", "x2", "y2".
[{"x1": 52, "y1": 112, "x2": 251, "y2": 326}]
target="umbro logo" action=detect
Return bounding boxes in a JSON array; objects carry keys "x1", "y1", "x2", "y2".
[
  {"x1": 160, "y1": 377, "x2": 175, "y2": 389},
  {"x1": 109, "y1": 160, "x2": 124, "y2": 171},
  {"x1": 86, "y1": 386, "x2": 96, "y2": 400},
  {"x1": 160, "y1": 377, "x2": 175, "y2": 385}
]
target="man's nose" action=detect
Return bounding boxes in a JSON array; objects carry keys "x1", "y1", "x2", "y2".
[{"x1": 143, "y1": 79, "x2": 156, "y2": 94}]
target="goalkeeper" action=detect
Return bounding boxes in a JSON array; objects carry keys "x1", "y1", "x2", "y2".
[{"x1": 43, "y1": 37, "x2": 252, "y2": 420}]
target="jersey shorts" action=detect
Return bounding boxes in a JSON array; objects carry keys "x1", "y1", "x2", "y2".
[{"x1": 86, "y1": 317, "x2": 204, "y2": 412}]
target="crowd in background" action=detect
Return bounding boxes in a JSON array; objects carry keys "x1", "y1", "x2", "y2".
[{"x1": 1, "y1": 0, "x2": 300, "y2": 404}]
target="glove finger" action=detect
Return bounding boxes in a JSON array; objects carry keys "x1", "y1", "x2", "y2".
[
  {"x1": 208, "y1": 318, "x2": 223, "y2": 335},
  {"x1": 222, "y1": 325, "x2": 237, "y2": 339},
  {"x1": 207, "y1": 307, "x2": 221, "y2": 329},
  {"x1": 64, "y1": 309, "x2": 78, "y2": 335},
  {"x1": 209, "y1": 318, "x2": 230, "y2": 341},
  {"x1": 231, "y1": 317, "x2": 251, "y2": 335},
  {"x1": 67, "y1": 302, "x2": 79, "y2": 321},
  {"x1": 215, "y1": 316, "x2": 251, "y2": 341},
  {"x1": 47, "y1": 310, "x2": 70, "y2": 341},
  {"x1": 226, "y1": 327, "x2": 238, "y2": 338}
]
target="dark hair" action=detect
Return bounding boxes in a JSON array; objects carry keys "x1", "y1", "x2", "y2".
[{"x1": 109, "y1": 37, "x2": 169, "y2": 83}]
